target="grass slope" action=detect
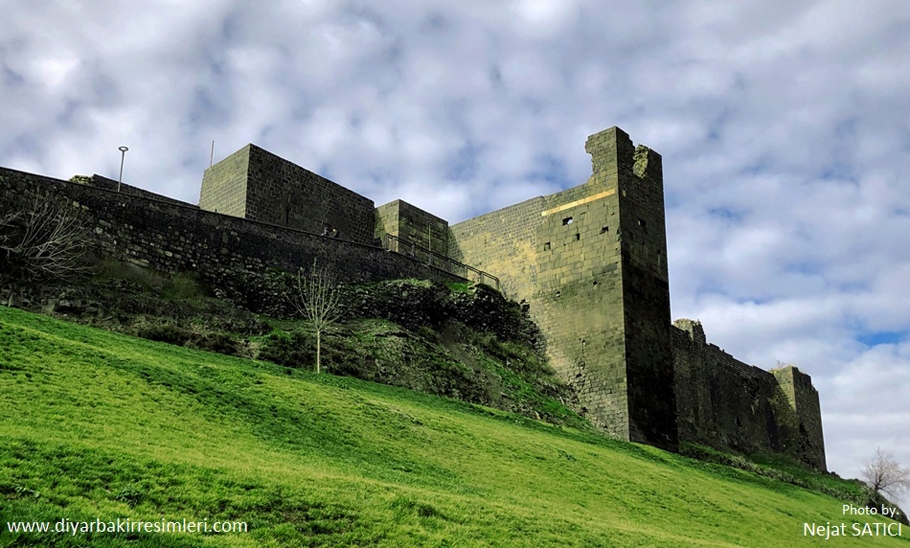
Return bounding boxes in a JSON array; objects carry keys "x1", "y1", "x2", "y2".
[
  {"x1": 0, "y1": 306, "x2": 906, "y2": 547},
  {"x1": 21, "y1": 266, "x2": 583, "y2": 429}
]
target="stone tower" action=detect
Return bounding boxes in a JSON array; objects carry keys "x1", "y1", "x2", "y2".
[
  {"x1": 772, "y1": 366, "x2": 827, "y2": 471},
  {"x1": 449, "y1": 127, "x2": 678, "y2": 449},
  {"x1": 200, "y1": 144, "x2": 376, "y2": 245}
]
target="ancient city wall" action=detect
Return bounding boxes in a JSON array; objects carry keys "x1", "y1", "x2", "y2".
[
  {"x1": 74, "y1": 174, "x2": 199, "y2": 208},
  {"x1": 605, "y1": 133, "x2": 676, "y2": 449},
  {"x1": 671, "y1": 320, "x2": 787, "y2": 455},
  {"x1": 376, "y1": 199, "x2": 450, "y2": 256},
  {"x1": 772, "y1": 366, "x2": 827, "y2": 471},
  {"x1": 448, "y1": 194, "x2": 545, "y2": 301},
  {"x1": 449, "y1": 179, "x2": 633, "y2": 437},
  {"x1": 0, "y1": 167, "x2": 463, "y2": 312},
  {"x1": 671, "y1": 319, "x2": 826, "y2": 470},
  {"x1": 0, "y1": 126, "x2": 826, "y2": 469},
  {"x1": 531, "y1": 180, "x2": 632, "y2": 440},
  {"x1": 449, "y1": 127, "x2": 678, "y2": 450},
  {"x1": 201, "y1": 145, "x2": 376, "y2": 245}
]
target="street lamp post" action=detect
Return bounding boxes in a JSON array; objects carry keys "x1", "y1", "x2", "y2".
[{"x1": 118, "y1": 146, "x2": 129, "y2": 192}]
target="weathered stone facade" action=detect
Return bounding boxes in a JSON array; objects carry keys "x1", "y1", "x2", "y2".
[
  {"x1": 672, "y1": 320, "x2": 826, "y2": 470},
  {"x1": 0, "y1": 126, "x2": 827, "y2": 469},
  {"x1": 201, "y1": 144, "x2": 375, "y2": 244},
  {"x1": 446, "y1": 128, "x2": 678, "y2": 449},
  {"x1": 0, "y1": 167, "x2": 464, "y2": 311},
  {"x1": 447, "y1": 128, "x2": 825, "y2": 467},
  {"x1": 375, "y1": 199, "x2": 450, "y2": 257}
]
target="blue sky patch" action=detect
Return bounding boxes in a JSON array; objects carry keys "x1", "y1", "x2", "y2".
[{"x1": 857, "y1": 331, "x2": 905, "y2": 347}]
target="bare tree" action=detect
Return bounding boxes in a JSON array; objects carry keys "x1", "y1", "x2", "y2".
[
  {"x1": 0, "y1": 197, "x2": 89, "y2": 281},
  {"x1": 287, "y1": 259, "x2": 341, "y2": 373},
  {"x1": 862, "y1": 447, "x2": 910, "y2": 501}
]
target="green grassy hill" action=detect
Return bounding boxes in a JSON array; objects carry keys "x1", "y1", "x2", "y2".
[{"x1": 0, "y1": 306, "x2": 906, "y2": 547}]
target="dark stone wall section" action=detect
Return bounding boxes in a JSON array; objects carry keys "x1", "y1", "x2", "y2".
[
  {"x1": 376, "y1": 199, "x2": 450, "y2": 256},
  {"x1": 71, "y1": 174, "x2": 200, "y2": 208},
  {"x1": 199, "y1": 145, "x2": 376, "y2": 245},
  {"x1": 0, "y1": 168, "x2": 463, "y2": 310},
  {"x1": 671, "y1": 320, "x2": 827, "y2": 471},
  {"x1": 245, "y1": 145, "x2": 376, "y2": 245}
]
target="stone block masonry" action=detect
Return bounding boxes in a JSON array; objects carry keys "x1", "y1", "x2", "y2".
[
  {"x1": 72, "y1": 174, "x2": 199, "y2": 208},
  {"x1": 450, "y1": 127, "x2": 678, "y2": 450},
  {"x1": 772, "y1": 365, "x2": 827, "y2": 471},
  {"x1": 376, "y1": 199, "x2": 450, "y2": 257},
  {"x1": 198, "y1": 145, "x2": 250, "y2": 218},
  {"x1": 672, "y1": 319, "x2": 826, "y2": 471},
  {"x1": 195, "y1": 130, "x2": 829, "y2": 468},
  {"x1": 0, "y1": 167, "x2": 464, "y2": 313},
  {"x1": 448, "y1": 127, "x2": 825, "y2": 467},
  {"x1": 0, "y1": 125, "x2": 827, "y2": 469},
  {"x1": 201, "y1": 144, "x2": 376, "y2": 245}
]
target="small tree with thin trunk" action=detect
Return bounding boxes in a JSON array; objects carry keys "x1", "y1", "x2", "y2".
[
  {"x1": 862, "y1": 447, "x2": 910, "y2": 502},
  {"x1": 287, "y1": 259, "x2": 341, "y2": 373}
]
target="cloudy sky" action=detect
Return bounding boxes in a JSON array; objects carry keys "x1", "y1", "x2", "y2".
[{"x1": 3, "y1": 1, "x2": 908, "y2": 497}]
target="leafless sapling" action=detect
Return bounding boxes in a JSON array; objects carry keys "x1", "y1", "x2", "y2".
[{"x1": 287, "y1": 259, "x2": 341, "y2": 373}]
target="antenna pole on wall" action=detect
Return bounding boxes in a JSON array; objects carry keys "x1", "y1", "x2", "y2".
[{"x1": 210, "y1": 141, "x2": 215, "y2": 168}]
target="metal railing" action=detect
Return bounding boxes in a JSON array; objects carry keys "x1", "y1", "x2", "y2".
[{"x1": 383, "y1": 234, "x2": 500, "y2": 290}]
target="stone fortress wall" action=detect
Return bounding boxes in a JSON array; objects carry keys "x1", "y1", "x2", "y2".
[
  {"x1": 449, "y1": 128, "x2": 677, "y2": 449},
  {"x1": 375, "y1": 199, "x2": 450, "y2": 257},
  {"x1": 190, "y1": 126, "x2": 828, "y2": 469},
  {"x1": 201, "y1": 144, "x2": 376, "y2": 244},
  {"x1": 0, "y1": 167, "x2": 464, "y2": 312},
  {"x1": 0, "y1": 126, "x2": 826, "y2": 470},
  {"x1": 672, "y1": 320, "x2": 826, "y2": 470}
]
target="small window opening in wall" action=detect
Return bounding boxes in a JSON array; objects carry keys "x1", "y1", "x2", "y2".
[
  {"x1": 555, "y1": 290, "x2": 561, "y2": 298},
  {"x1": 574, "y1": 233, "x2": 580, "y2": 241},
  {"x1": 543, "y1": 242, "x2": 551, "y2": 251},
  {"x1": 563, "y1": 217, "x2": 573, "y2": 225},
  {"x1": 637, "y1": 218, "x2": 647, "y2": 228},
  {"x1": 600, "y1": 226, "x2": 609, "y2": 234},
  {"x1": 592, "y1": 280, "x2": 598, "y2": 287}
]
